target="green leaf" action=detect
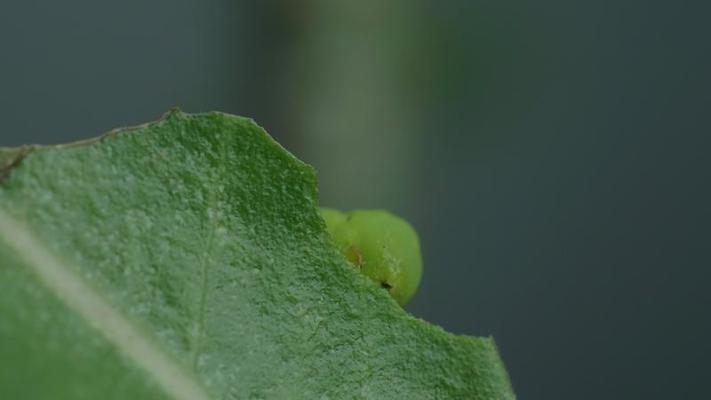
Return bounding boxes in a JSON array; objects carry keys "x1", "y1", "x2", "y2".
[{"x1": 0, "y1": 110, "x2": 514, "y2": 399}]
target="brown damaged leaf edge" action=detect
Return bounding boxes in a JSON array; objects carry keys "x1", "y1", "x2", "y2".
[
  {"x1": 0, "y1": 109, "x2": 185, "y2": 182},
  {"x1": 0, "y1": 146, "x2": 34, "y2": 181}
]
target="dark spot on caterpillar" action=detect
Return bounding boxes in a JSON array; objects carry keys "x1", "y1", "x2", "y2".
[{"x1": 381, "y1": 282, "x2": 393, "y2": 290}]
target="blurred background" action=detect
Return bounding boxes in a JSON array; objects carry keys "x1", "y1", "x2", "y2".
[{"x1": 1, "y1": 1, "x2": 709, "y2": 398}]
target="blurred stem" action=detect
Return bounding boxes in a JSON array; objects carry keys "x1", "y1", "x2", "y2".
[{"x1": 286, "y1": 0, "x2": 426, "y2": 212}]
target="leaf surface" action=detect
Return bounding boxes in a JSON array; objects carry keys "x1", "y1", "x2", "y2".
[{"x1": 0, "y1": 111, "x2": 514, "y2": 399}]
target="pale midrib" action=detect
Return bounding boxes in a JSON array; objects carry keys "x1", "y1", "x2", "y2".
[
  {"x1": 191, "y1": 145, "x2": 227, "y2": 369},
  {"x1": 192, "y1": 194, "x2": 217, "y2": 369},
  {"x1": 0, "y1": 210, "x2": 212, "y2": 400}
]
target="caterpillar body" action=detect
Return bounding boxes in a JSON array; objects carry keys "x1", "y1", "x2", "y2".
[{"x1": 320, "y1": 208, "x2": 423, "y2": 306}]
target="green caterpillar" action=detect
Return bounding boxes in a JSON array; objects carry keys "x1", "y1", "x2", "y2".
[{"x1": 320, "y1": 208, "x2": 423, "y2": 306}]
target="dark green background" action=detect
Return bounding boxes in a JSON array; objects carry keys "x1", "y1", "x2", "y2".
[{"x1": 1, "y1": 1, "x2": 708, "y2": 398}]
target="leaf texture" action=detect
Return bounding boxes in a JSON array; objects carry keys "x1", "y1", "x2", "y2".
[{"x1": 0, "y1": 111, "x2": 514, "y2": 399}]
